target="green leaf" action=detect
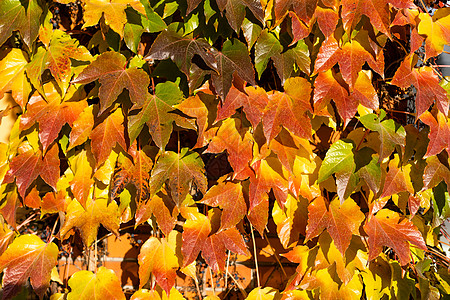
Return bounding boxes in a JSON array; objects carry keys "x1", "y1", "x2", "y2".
[
  {"x1": 0, "y1": 0, "x2": 42, "y2": 48},
  {"x1": 150, "y1": 148, "x2": 207, "y2": 206},
  {"x1": 255, "y1": 30, "x2": 283, "y2": 80},
  {"x1": 128, "y1": 81, "x2": 193, "y2": 149},
  {"x1": 211, "y1": 38, "x2": 255, "y2": 99},
  {"x1": 318, "y1": 140, "x2": 355, "y2": 183},
  {"x1": 360, "y1": 112, "x2": 406, "y2": 162}
]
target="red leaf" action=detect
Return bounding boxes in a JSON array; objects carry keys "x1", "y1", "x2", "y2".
[
  {"x1": 314, "y1": 69, "x2": 358, "y2": 126},
  {"x1": 20, "y1": 91, "x2": 87, "y2": 152},
  {"x1": 380, "y1": 156, "x2": 414, "y2": 200},
  {"x1": 90, "y1": 108, "x2": 126, "y2": 167},
  {"x1": 216, "y1": 85, "x2": 269, "y2": 128},
  {"x1": 73, "y1": 51, "x2": 150, "y2": 114},
  {"x1": 364, "y1": 209, "x2": 427, "y2": 265},
  {"x1": 420, "y1": 110, "x2": 450, "y2": 158},
  {"x1": 341, "y1": 0, "x2": 390, "y2": 36},
  {"x1": 202, "y1": 234, "x2": 227, "y2": 272},
  {"x1": 391, "y1": 55, "x2": 448, "y2": 118}
]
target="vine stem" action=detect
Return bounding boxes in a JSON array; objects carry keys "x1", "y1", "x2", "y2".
[
  {"x1": 194, "y1": 275, "x2": 202, "y2": 300},
  {"x1": 225, "y1": 251, "x2": 230, "y2": 289},
  {"x1": 263, "y1": 232, "x2": 287, "y2": 278},
  {"x1": 209, "y1": 267, "x2": 215, "y2": 296},
  {"x1": 250, "y1": 223, "x2": 260, "y2": 287}
]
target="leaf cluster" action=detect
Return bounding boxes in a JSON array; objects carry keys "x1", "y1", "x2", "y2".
[{"x1": 0, "y1": 0, "x2": 449, "y2": 299}]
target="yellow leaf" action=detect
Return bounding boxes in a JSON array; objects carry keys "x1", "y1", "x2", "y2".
[
  {"x1": 60, "y1": 197, "x2": 120, "y2": 247},
  {"x1": 67, "y1": 267, "x2": 125, "y2": 300}
]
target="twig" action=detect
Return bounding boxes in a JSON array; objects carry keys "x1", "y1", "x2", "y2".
[
  {"x1": 226, "y1": 269, "x2": 247, "y2": 297},
  {"x1": 194, "y1": 275, "x2": 203, "y2": 300},
  {"x1": 250, "y1": 224, "x2": 260, "y2": 287},
  {"x1": 263, "y1": 232, "x2": 287, "y2": 278}
]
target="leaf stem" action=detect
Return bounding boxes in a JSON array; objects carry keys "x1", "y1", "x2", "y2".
[
  {"x1": 250, "y1": 223, "x2": 260, "y2": 287},
  {"x1": 209, "y1": 267, "x2": 215, "y2": 296},
  {"x1": 226, "y1": 269, "x2": 247, "y2": 297}
]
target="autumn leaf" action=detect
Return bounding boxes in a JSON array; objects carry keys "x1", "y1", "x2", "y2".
[
  {"x1": 20, "y1": 90, "x2": 87, "y2": 153},
  {"x1": 273, "y1": 0, "x2": 317, "y2": 23},
  {"x1": 379, "y1": 155, "x2": 414, "y2": 200},
  {"x1": 73, "y1": 51, "x2": 150, "y2": 114},
  {"x1": 138, "y1": 237, "x2": 179, "y2": 294},
  {"x1": 216, "y1": 85, "x2": 269, "y2": 128},
  {"x1": 90, "y1": 108, "x2": 127, "y2": 167},
  {"x1": 26, "y1": 30, "x2": 92, "y2": 92},
  {"x1": 0, "y1": 48, "x2": 31, "y2": 109},
  {"x1": 83, "y1": 0, "x2": 145, "y2": 37},
  {"x1": 359, "y1": 111, "x2": 406, "y2": 162},
  {"x1": 249, "y1": 158, "x2": 289, "y2": 232},
  {"x1": 0, "y1": 0, "x2": 42, "y2": 48},
  {"x1": 419, "y1": 110, "x2": 450, "y2": 158},
  {"x1": 0, "y1": 222, "x2": 14, "y2": 256},
  {"x1": 175, "y1": 94, "x2": 210, "y2": 148},
  {"x1": 68, "y1": 105, "x2": 95, "y2": 150},
  {"x1": 206, "y1": 117, "x2": 254, "y2": 180},
  {"x1": 246, "y1": 287, "x2": 281, "y2": 299},
  {"x1": 263, "y1": 90, "x2": 312, "y2": 142},
  {"x1": 68, "y1": 149, "x2": 95, "y2": 208},
  {"x1": 210, "y1": 39, "x2": 255, "y2": 100},
  {"x1": 59, "y1": 197, "x2": 120, "y2": 247},
  {"x1": 145, "y1": 27, "x2": 217, "y2": 77},
  {"x1": 135, "y1": 189, "x2": 178, "y2": 235},
  {"x1": 422, "y1": 156, "x2": 450, "y2": 192},
  {"x1": 417, "y1": 10, "x2": 450, "y2": 60},
  {"x1": 182, "y1": 211, "x2": 211, "y2": 267},
  {"x1": 4, "y1": 143, "x2": 60, "y2": 198},
  {"x1": 318, "y1": 139, "x2": 355, "y2": 183},
  {"x1": 306, "y1": 196, "x2": 365, "y2": 255},
  {"x1": 67, "y1": 267, "x2": 125, "y2": 300},
  {"x1": 313, "y1": 69, "x2": 358, "y2": 126},
  {"x1": 391, "y1": 55, "x2": 448, "y2": 118},
  {"x1": 128, "y1": 81, "x2": 192, "y2": 149},
  {"x1": 201, "y1": 233, "x2": 227, "y2": 272},
  {"x1": 341, "y1": 0, "x2": 390, "y2": 35},
  {"x1": 201, "y1": 181, "x2": 246, "y2": 230},
  {"x1": 0, "y1": 234, "x2": 58, "y2": 300},
  {"x1": 150, "y1": 148, "x2": 207, "y2": 205},
  {"x1": 254, "y1": 30, "x2": 283, "y2": 80},
  {"x1": 364, "y1": 209, "x2": 427, "y2": 265},
  {"x1": 215, "y1": 0, "x2": 264, "y2": 32}
]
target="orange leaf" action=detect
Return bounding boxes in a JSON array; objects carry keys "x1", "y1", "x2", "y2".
[
  {"x1": 0, "y1": 234, "x2": 58, "y2": 300},
  {"x1": 306, "y1": 196, "x2": 365, "y2": 255},
  {"x1": 201, "y1": 181, "x2": 246, "y2": 231},
  {"x1": 364, "y1": 209, "x2": 426, "y2": 265},
  {"x1": 60, "y1": 197, "x2": 120, "y2": 247},
  {"x1": 391, "y1": 55, "x2": 448, "y2": 118},
  {"x1": 90, "y1": 108, "x2": 127, "y2": 167},
  {"x1": 262, "y1": 90, "x2": 311, "y2": 142},
  {"x1": 182, "y1": 212, "x2": 211, "y2": 267},
  {"x1": 206, "y1": 118, "x2": 254, "y2": 180},
  {"x1": 138, "y1": 237, "x2": 179, "y2": 294},
  {"x1": 420, "y1": 110, "x2": 450, "y2": 158}
]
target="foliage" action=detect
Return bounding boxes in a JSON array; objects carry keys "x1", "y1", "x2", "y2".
[{"x1": 0, "y1": 0, "x2": 449, "y2": 299}]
